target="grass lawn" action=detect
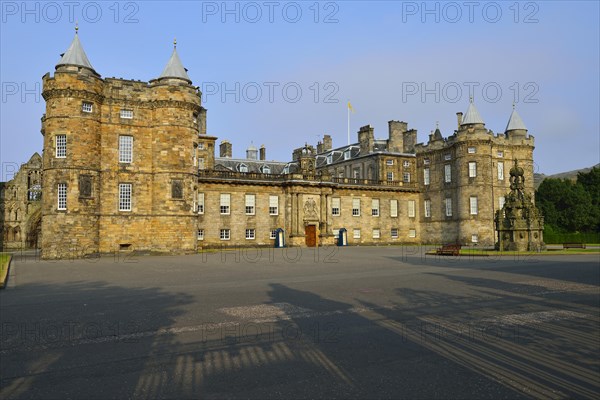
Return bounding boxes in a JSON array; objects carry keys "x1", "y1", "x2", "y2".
[
  {"x1": 425, "y1": 248, "x2": 600, "y2": 256},
  {"x1": 0, "y1": 252, "x2": 11, "y2": 285}
]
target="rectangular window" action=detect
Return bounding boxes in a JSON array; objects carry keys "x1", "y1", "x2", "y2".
[
  {"x1": 82, "y1": 102, "x2": 93, "y2": 113},
  {"x1": 470, "y1": 196, "x2": 478, "y2": 215},
  {"x1": 332, "y1": 197, "x2": 340, "y2": 216},
  {"x1": 55, "y1": 135, "x2": 66, "y2": 158},
  {"x1": 403, "y1": 161, "x2": 410, "y2": 167},
  {"x1": 424, "y1": 158, "x2": 430, "y2": 165},
  {"x1": 353, "y1": 169, "x2": 360, "y2": 179},
  {"x1": 197, "y1": 193, "x2": 204, "y2": 214},
  {"x1": 408, "y1": 200, "x2": 416, "y2": 218},
  {"x1": 386, "y1": 159, "x2": 394, "y2": 166},
  {"x1": 269, "y1": 195, "x2": 279, "y2": 215},
  {"x1": 245, "y1": 229, "x2": 256, "y2": 240},
  {"x1": 387, "y1": 172, "x2": 394, "y2": 181},
  {"x1": 353, "y1": 229, "x2": 361, "y2": 239},
  {"x1": 270, "y1": 229, "x2": 277, "y2": 240},
  {"x1": 344, "y1": 150, "x2": 351, "y2": 160},
  {"x1": 57, "y1": 183, "x2": 67, "y2": 210},
  {"x1": 409, "y1": 229, "x2": 416, "y2": 238},
  {"x1": 119, "y1": 135, "x2": 133, "y2": 163},
  {"x1": 468, "y1": 147, "x2": 476, "y2": 154},
  {"x1": 245, "y1": 194, "x2": 255, "y2": 215},
  {"x1": 372, "y1": 229, "x2": 380, "y2": 239},
  {"x1": 445, "y1": 198, "x2": 453, "y2": 217},
  {"x1": 391, "y1": 228, "x2": 398, "y2": 239},
  {"x1": 198, "y1": 142, "x2": 204, "y2": 150},
  {"x1": 424, "y1": 199, "x2": 431, "y2": 218},
  {"x1": 119, "y1": 183, "x2": 132, "y2": 211},
  {"x1": 497, "y1": 151, "x2": 504, "y2": 158},
  {"x1": 444, "y1": 153, "x2": 451, "y2": 161},
  {"x1": 471, "y1": 234, "x2": 479, "y2": 243},
  {"x1": 498, "y1": 162, "x2": 504, "y2": 180},
  {"x1": 390, "y1": 199, "x2": 398, "y2": 218},
  {"x1": 326, "y1": 154, "x2": 333, "y2": 164},
  {"x1": 371, "y1": 199, "x2": 380, "y2": 217},
  {"x1": 403, "y1": 172, "x2": 411, "y2": 183},
  {"x1": 499, "y1": 196, "x2": 506, "y2": 209},
  {"x1": 352, "y1": 198, "x2": 361, "y2": 216},
  {"x1": 197, "y1": 229, "x2": 204, "y2": 240},
  {"x1": 444, "y1": 164, "x2": 452, "y2": 183},
  {"x1": 198, "y1": 158, "x2": 205, "y2": 170},
  {"x1": 120, "y1": 109, "x2": 133, "y2": 119},
  {"x1": 333, "y1": 229, "x2": 340, "y2": 239},
  {"x1": 468, "y1": 162, "x2": 477, "y2": 178},
  {"x1": 220, "y1": 229, "x2": 230, "y2": 240},
  {"x1": 423, "y1": 168, "x2": 430, "y2": 185},
  {"x1": 171, "y1": 180, "x2": 183, "y2": 199},
  {"x1": 220, "y1": 193, "x2": 230, "y2": 215}
]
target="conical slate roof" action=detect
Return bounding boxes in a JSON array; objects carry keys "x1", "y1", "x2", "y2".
[
  {"x1": 56, "y1": 30, "x2": 95, "y2": 71},
  {"x1": 505, "y1": 106, "x2": 527, "y2": 131},
  {"x1": 461, "y1": 98, "x2": 485, "y2": 125},
  {"x1": 159, "y1": 43, "x2": 191, "y2": 82}
]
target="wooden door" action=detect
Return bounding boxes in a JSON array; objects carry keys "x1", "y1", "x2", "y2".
[{"x1": 305, "y1": 225, "x2": 317, "y2": 247}]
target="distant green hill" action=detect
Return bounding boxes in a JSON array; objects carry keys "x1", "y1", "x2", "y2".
[{"x1": 534, "y1": 163, "x2": 600, "y2": 189}]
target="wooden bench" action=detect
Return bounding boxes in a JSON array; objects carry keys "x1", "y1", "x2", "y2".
[
  {"x1": 436, "y1": 243, "x2": 461, "y2": 256},
  {"x1": 563, "y1": 243, "x2": 586, "y2": 249}
]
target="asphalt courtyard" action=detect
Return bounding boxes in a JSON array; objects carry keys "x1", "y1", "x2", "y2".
[{"x1": 1, "y1": 246, "x2": 599, "y2": 399}]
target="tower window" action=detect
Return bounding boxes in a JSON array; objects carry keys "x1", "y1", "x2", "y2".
[
  {"x1": 119, "y1": 183, "x2": 132, "y2": 211},
  {"x1": 120, "y1": 109, "x2": 133, "y2": 119},
  {"x1": 468, "y1": 162, "x2": 477, "y2": 178},
  {"x1": 119, "y1": 135, "x2": 133, "y2": 163},
  {"x1": 82, "y1": 102, "x2": 93, "y2": 113},
  {"x1": 470, "y1": 196, "x2": 478, "y2": 215},
  {"x1": 57, "y1": 183, "x2": 67, "y2": 210},
  {"x1": 55, "y1": 135, "x2": 67, "y2": 158}
]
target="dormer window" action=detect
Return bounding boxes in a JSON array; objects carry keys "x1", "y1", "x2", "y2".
[
  {"x1": 344, "y1": 149, "x2": 351, "y2": 160},
  {"x1": 239, "y1": 163, "x2": 248, "y2": 173},
  {"x1": 283, "y1": 165, "x2": 290, "y2": 174},
  {"x1": 262, "y1": 165, "x2": 271, "y2": 174},
  {"x1": 82, "y1": 102, "x2": 93, "y2": 113},
  {"x1": 120, "y1": 109, "x2": 133, "y2": 119},
  {"x1": 326, "y1": 154, "x2": 333, "y2": 164}
]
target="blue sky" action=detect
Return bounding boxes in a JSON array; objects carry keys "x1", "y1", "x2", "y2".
[{"x1": 1, "y1": 1, "x2": 599, "y2": 177}]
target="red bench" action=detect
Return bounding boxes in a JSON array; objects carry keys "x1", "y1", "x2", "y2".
[{"x1": 436, "y1": 244, "x2": 461, "y2": 256}]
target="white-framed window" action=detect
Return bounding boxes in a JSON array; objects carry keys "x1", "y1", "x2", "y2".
[
  {"x1": 120, "y1": 109, "x2": 133, "y2": 119},
  {"x1": 498, "y1": 162, "x2": 504, "y2": 180},
  {"x1": 408, "y1": 200, "x2": 416, "y2": 218},
  {"x1": 57, "y1": 183, "x2": 67, "y2": 210},
  {"x1": 262, "y1": 165, "x2": 271, "y2": 174},
  {"x1": 245, "y1": 194, "x2": 255, "y2": 215},
  {"x1": 326, "y1": 154, "x2": 333, "y2": 164},
  {"x1": 471, "y1": 234, "x2": 479, "y2": 243},
  {"x1": 269, "y1": 195, "x2": 279, "y2": 215},
  {"x1": 444, "y1": 164, "x2": 452, "y2": 183},
  {"x1": 424, "y1": 158, "x2": 430, "y2": 165},
  {"x1": 403, "y1": 161, "x2": 410, "y2": 167},
  {"x1": 372, "y1": 229, "x2": 380, "y2": 239},
  {"x1": 239, "y1": 164, "x2": 248, "y2": 173},
  {"x1": 390, "y1": 199, "x2": 398, "y2": 217},
  {"x1": 444, "y1": 153, "x2": 451, "y2": 161},
  {"x1": 353, "y1": 229, "x2": 361, "y2": 239},
  {"x1": 220, "y1": 229, "x2": 230, "y2": 240},
  {"x1": 197, "y1": 229, "x2": 204, "y2": 240},
  {"x1": 352, "y1": 198, "x2": 361, "y2": 216},
  {"x1": 197, "y1": 192, "x2": 205, "y2": 214},
  {"x1": 193, "y1": 113, "x2": 198, "y2": 124},
  {"x1": 332, "y1": 197, "x2": 340, "y2": 216},
  {"x1": 445, "y1": 198, "x2": 453, "y2": 217},
  {"x1": 387, "y1": 172, "x2": 394, "y2": 181},
  {"x1": 408, "y1": 229, "x2": 416, "y2": 238},
  {"x1": 220, "y1": 193, "x2": 230, "y2": 215},
  {"x1": 245, "y1": 229, "x2": 256, "y2": 240},
  {"x1": 283, "y1": 165, "x2": 290, "y2": 174},
  {"x1": 119, "y1": 135, "x2": 133, "y2": 163},
  {"x1": 344, "y1": 149, "x2": 351, "y2": 160},
  {"x1": 198, "y1": 158, "x2": 205, "y2": 170},
  {"x1": 198, "y1": 142, "x2": 204, "y2": 150},
  {"x1": 82, "y1": 102, "x2": 93, "y2": 113},
  {"x1": 270, "y1": 229, "x2": 277, "y2": 240},
  {"x1": 468, "y1": 147, "x2": 476, "y2": 154},
  {"x1": 371, "y1": 199, "x2": 380, "y2": 217},
  {"x1": 333, "y1": 229, "x2": 340, "y2": 239},
  {"x1": 497, "y1": 151, "x2": 504, "y2": 158},
  {"x1": 55, "y1": 134, "x2": 67, "y2": 158},
  {"x1": 499, "y1": 196, "x2": 506, "y2": 209},
  {"x1": 468, "y1": 162, "x2": 477, "y2": 178},
  {"x1": 403, "y1": 172, "x2": 411, "y2": 183},
  {"x1": 423, "y1": 168, "x2": 430, "y2": 185},
  {"x1": 119, "y1": 183, "x2": 132, "y2": 211},
  {"x1": 391, "y1": 228, "x2": 398, "y2": 239},
  {"x1": 386, "y1": 159, "x2": 394, "y2": 166},
  {"x1": 353, "y1": 169, "x2": 360, "y2": 179},
  {"x1": 424, "y1": 199, "x2": 431, "y2": 218},
  {"x1": 470, "y1": 196, "x2": 478, "y2": 215}
]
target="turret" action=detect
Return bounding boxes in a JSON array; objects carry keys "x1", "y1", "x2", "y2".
[{"x1": 505, "y1": 104, "x2": 528, "y2": 139}]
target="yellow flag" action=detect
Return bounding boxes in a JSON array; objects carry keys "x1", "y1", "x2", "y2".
[{"x1": 347, "y1": 101, "x2": 355, "y2": 113}]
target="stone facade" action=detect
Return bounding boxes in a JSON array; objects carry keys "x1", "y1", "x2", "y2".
[
  {"x1": 0, "y1": 32, "x2": 541, "y2": 258},
  {"x1": 0, "y1": 153, "x2": 42, "y2": 249}
]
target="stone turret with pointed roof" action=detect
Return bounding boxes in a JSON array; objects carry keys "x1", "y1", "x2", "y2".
[
  {"x1": 157, "y1": 39, "x2": 192, "y2": 84},
  {"x1": 505, "y1": 104, "x2": 528, "y2": 138},
  {"x1": 460, "y1": 97, "x2": 485, "y2": 127},
  {"x1": 56, "y1": 25, "x2": 97, "y2": 75}
]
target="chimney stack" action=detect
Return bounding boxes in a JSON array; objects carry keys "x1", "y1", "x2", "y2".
[
  {"x1": 456, "y1": 112, "x2": 463, "y2": 128},
  {"x1": 259, "y1": 145, "x2": 266, "y2": 160},
  {"x1": 219, "y1": 140, "x2": 232, "y2": 158}
]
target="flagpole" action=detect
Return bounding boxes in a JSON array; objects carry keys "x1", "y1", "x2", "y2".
[{"x1": 347, "y1": 101, "x2": 350, "y2": 145}]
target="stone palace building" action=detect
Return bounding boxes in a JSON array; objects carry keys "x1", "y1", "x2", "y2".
[{"x1": 0, "y1": 31, "x2": 537, "y2": 258}]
